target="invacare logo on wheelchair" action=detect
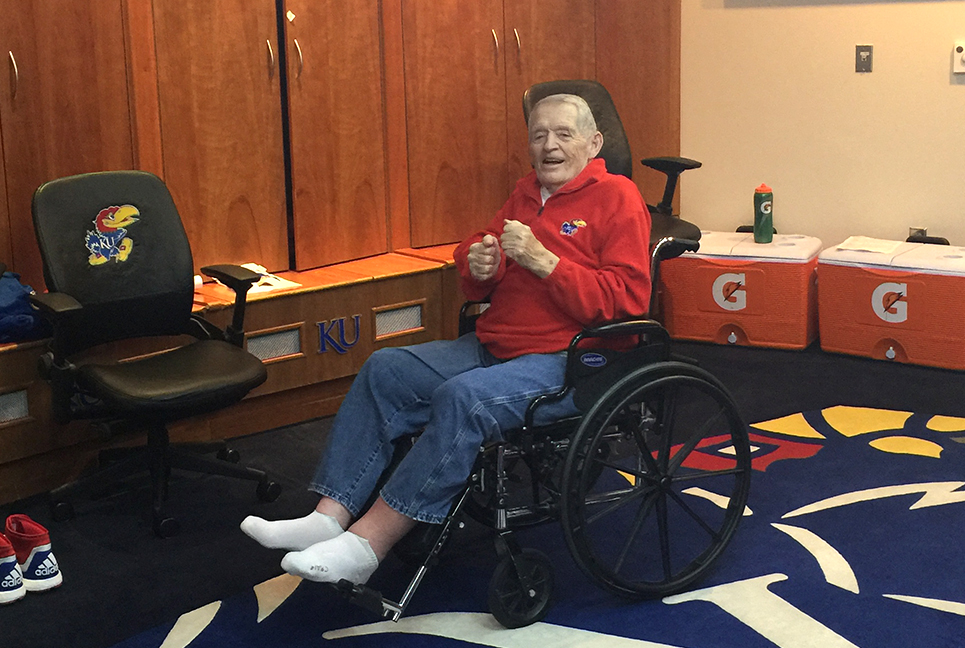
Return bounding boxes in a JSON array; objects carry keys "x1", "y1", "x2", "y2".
[{"x1": 317, "y1": 406, "x2": 965, "y2": 648}]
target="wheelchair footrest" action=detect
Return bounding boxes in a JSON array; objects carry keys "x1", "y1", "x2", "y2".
[{"x1": 334, "y1": 580, "x2": 403, "y2": 621}]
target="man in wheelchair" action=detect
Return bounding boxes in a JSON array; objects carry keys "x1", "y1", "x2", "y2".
[{"x1": 241, "y1": 93, "x2": 654, "y2": 587}]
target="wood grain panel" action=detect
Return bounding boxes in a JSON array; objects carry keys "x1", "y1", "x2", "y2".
[
  {"x1": 152, "y1": 0, "x2": 288, "y2": 274},
  {"x1": 596, "y1": 0, "x2": 681, "y2": 210},
  {"x1": 286, "y1": 0, "x2": 388, "y2": 269},
  {"x1": 0, "y1": 0, "x2": 134, "y2": 289},
  {"x1": 122, "y1": 0, "x2": 164, "y2": 176},
  {"x1": 382, "y1": 0, "x2": 411, "y2": 251},
  {"x1": 402, "y1": 0, "x2": 509, "y2": 247},
  {"x1": 504, "y1": 0, "x2": 596, "y2": 186}
]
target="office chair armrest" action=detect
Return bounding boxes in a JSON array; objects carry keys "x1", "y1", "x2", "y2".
[
  {"x1": 200, "y1": 264, "x2": 261, "y2": 347},
  {"x1": 200, "y1": 264, "x2": 261, "y2": 293},
  {"x1": 30, "y1": 291, "x2": 83, "y2": 319}
]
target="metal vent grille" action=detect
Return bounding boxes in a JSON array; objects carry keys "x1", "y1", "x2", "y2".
[
  {"x1": 0, "y1": 390, "x2": 29, "y2": 424},
  {"x1": 247, "y1": 329, "x2": 301, "y2": 361},
  {"x1": 375, "y1": 304, "x2": 423, "y2": 338}
]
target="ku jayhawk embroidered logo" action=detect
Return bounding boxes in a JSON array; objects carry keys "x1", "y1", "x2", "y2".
[
  {"x1": 85, "y1": 205, "x2": 139, "y2": 266},
  {"x1": 560, "y1": 219, "x2": 587, "y2": 236}
]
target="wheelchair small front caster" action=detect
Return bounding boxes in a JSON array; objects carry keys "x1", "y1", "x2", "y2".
[
  {"x1": 257, "y1": 480, "x2": 281, "y2": 502},
  {"x1": 488, "y1": 548, "x2": 554, "y2": 628},
  {"x1": 153, "y1": 516, "x2": 180, "y2": 538},
  {"x1": 50, "y1": 500, "x2": 74, "y2": 523}
]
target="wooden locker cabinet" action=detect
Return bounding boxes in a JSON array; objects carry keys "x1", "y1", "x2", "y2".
[
  {"x1": 0, "y1": 0, "x2": 134, "y2": 290},
  {"x1": 402, "y1": 0, "x2": 595, "y2": 250},
  {"x1": 283, "y1": 0, "x2": 389, "y2": 270},
  {"x1": 152, "y1": 0, "x2": 289, "y2": 275}
]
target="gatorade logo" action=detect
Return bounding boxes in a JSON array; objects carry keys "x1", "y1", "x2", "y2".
[
  {"x1": 712, "y1": 273, "x2": 747, "y2": 311},
  {"x1": 872, "y1": 282, "x2": 907, "y2": 323},
  {"x1": 759, "y1": 200, "x2": 772, "y2": 215}
]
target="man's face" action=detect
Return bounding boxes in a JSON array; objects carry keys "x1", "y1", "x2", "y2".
[{"x1": 528, "y1": 101, "x2": 602, "y2": 194}]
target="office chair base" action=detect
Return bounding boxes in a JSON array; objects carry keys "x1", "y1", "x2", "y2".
[{"x1": 48, "y1": 432, "x2": 281, "y2": 537}]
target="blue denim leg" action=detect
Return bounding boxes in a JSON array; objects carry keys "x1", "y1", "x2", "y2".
[
  {"x1": 379, "y1": 350, "x2": 577, "y2": 523},
  {"x1": 310, "y1": 334, "x2": 499, "y2": 517},
  {"x1": 310, "y1": 335, "x2": 577, "y2": 524}
]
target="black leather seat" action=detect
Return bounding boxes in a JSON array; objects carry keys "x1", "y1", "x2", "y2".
[
  {"x1": 30, "y1": 170, "x2": 279, "y2": 537},
  {"x1": 521, "y1": 79, "x2": 702, "y2": 247}
]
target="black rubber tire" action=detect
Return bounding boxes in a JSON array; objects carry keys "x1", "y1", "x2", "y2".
[
  {"x1": 487, "y1": 548, "x2": 555, "y2": 629},
  {"x1": 561, "y1": 361, "x2": 751, "y2": 599}
]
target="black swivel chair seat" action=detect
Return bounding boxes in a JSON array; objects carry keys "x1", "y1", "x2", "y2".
[
  {"x1": 521, "y1": 79, "x2": 702, "y2": 246},
  {"x1": 30, "y1": 170, "x2": 279, "y2": 537}
]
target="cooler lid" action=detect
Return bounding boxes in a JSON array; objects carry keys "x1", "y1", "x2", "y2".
[
  {"x1": 820, "y1": 237, "x2": 965, "y2": 276},
  {"x1": 689, "y1": 231, "x2": 822, "y2": 261},
  {"x1": 818, "y1": 237, "x2": 915, "y2": 267}
]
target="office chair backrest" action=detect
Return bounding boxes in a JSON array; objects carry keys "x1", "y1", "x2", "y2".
[
  {"x1": 522, "y1": 79, "x2": 633, "y2": 180},
  {"x1": 32, "y1": 171, "x2": 195, "y2": 355}
]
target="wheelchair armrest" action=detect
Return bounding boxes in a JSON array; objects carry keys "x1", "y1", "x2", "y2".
[
  {"x1": 458, "y1": 299, "x2": 491, "y2": 337},
  {"x1": 569, "y1": 318, "x2": 670, "y2": 350},
  {"x1": 200, "y1": 264, "x2": 261, "y2": 347}
]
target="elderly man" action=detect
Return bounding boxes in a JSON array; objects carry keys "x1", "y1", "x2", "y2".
[{"x1": 241, "y1": 94, "x2": 652, "y2": 585}]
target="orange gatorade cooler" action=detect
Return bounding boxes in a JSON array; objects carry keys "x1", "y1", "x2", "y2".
[
  {"x1": 659, "y1": 231, "x2": 822, "y2": 349},
  {"x1": 818, "y1": 237, "x2": 965, "y2": 369}
]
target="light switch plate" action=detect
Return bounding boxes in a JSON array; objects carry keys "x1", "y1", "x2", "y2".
[{"x1": 855, "y1": 45, "x2": 873, "y2": 73}]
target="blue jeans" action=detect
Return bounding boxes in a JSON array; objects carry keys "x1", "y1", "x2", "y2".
[{"x1": 310, "y1": 334, "x2": 578, "y2": 524}]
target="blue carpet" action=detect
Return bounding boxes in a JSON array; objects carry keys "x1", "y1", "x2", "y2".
[{"x1": 112, "y1": 406, "x2": 965, "y2": 648}]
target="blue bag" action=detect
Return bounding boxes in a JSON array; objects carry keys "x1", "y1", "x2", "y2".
[{"x1": 0, "y1": 271, "x2": 50, "y2": 343}]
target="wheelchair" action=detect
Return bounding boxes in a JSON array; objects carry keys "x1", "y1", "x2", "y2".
[{"x1": 336, "y1": 236, "x2": 753, "y2": 628}]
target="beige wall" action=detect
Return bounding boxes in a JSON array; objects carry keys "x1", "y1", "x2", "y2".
[{"x1": 680, "y1": 0, "x2": 965, "y2": 249}]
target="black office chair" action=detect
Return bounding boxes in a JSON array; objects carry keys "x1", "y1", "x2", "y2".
[
  {"x1": 521, "y1": 79, "x2": 702, "y2": 247},
  {"x1": 30, "y1": 170, "x2": 280, "y2": 537}
]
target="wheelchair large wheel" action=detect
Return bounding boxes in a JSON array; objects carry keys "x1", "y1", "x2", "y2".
[{"x1": 560, "y1": 362, "x2": 751, "y2": 599}]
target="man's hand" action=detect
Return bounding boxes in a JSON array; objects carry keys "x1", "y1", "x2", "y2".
[
  {"x1": 467, "y1": 234, "x2": 501, "y2": 281},
  {"x1": 501, "y1": 220, "x2": 559, "y2": 279}
]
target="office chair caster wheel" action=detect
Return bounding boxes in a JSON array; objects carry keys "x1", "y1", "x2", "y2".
[
  {"x1": 50, "y1": 501, "x2": 74, "y2": 523},
  {"x1": 217, "y1": 447, "x2": 240, "y2": 463},
  {"x1": 153, "y1": 516, "x2": 181, "y2": 538},
  {"x1": 257, "y1": 480, "x2": 281, "y2": 502},
  {"x1": 488, "y1": 549, "x2": 554, "y2": 629}
]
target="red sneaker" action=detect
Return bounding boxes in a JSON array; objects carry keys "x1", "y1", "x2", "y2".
[
  {"x1": 4, "y1": 515, "x2": 62, "y2": 592},
  {"x1": 0, "y1": 532, "x2": 26, "y2": 603}
]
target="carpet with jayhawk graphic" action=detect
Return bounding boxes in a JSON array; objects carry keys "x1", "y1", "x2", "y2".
[{"x1": 109, "y1": 404, "x2": 965, "y2": 648}]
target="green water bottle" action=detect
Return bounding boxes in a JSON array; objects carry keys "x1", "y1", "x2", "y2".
[{"x1": 754, "y1": 183, "x2": 773, "y2": 243}]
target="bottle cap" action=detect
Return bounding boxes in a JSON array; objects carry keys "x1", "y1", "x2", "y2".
[{"x1": 755, "y1": 183, "x2": 772, "y2": 193}]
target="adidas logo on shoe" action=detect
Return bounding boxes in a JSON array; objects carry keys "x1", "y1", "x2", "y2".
[
  {"x1": 0, "y1": 535, "x2": 26, "y2": 605},
  {"x1": 4, "y1": 515, "x2": 63, "y2": 592}
]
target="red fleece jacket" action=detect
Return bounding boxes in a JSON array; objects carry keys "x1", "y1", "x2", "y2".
[{"x1": 454, "y1": 159, "x2": 652, "y2": 359}]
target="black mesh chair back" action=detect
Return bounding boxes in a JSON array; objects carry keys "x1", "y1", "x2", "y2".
[{"x1": 32, "y1": 171, "x2": 194, "y2": 356}]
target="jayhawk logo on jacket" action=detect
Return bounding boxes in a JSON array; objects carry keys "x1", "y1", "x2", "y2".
[{"x1": 85, "y1": 205, "x2": 139, "y2": 266}]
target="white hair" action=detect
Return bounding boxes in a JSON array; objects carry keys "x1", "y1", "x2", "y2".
[{"x1": 531, "y1": 94, "x2": 599, "y2": 137}]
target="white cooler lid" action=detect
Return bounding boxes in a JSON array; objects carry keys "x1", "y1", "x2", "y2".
[
  {"x1": 820, "y1": 237, "x2": 965, "y2": 276},
  {"x1": 688, "y1": 231, "x2": 822, "y2": 262}
]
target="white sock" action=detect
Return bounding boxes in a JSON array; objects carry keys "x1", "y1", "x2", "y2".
[
  {"x1": 280, "y1": 532, "x2": 379, "y2": 585},
  {"x1": 240, "y1": 511, "x2": 344, "y2": 551}
]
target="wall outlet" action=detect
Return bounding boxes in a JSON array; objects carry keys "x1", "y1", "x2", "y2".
[{"x1": 954, "y1": 41, "x2": 965, "y2": 74}]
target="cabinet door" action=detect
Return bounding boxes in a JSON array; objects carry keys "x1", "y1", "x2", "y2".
[
  {"x1": 153, "y1": 0, "x2": 288, "y2": 273},
  {"x1": 403, "y1": 0, "x2": 509, "y2": 248},
  {"x1": 503, "y1": 0, "x2": 596, "y2": 185},
  {"x1": 285, "y1": 0, "x2": 388, "y2": 270},
  {"x1": 0, "y1": 0, "x2": 133, "y2": 289}
]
